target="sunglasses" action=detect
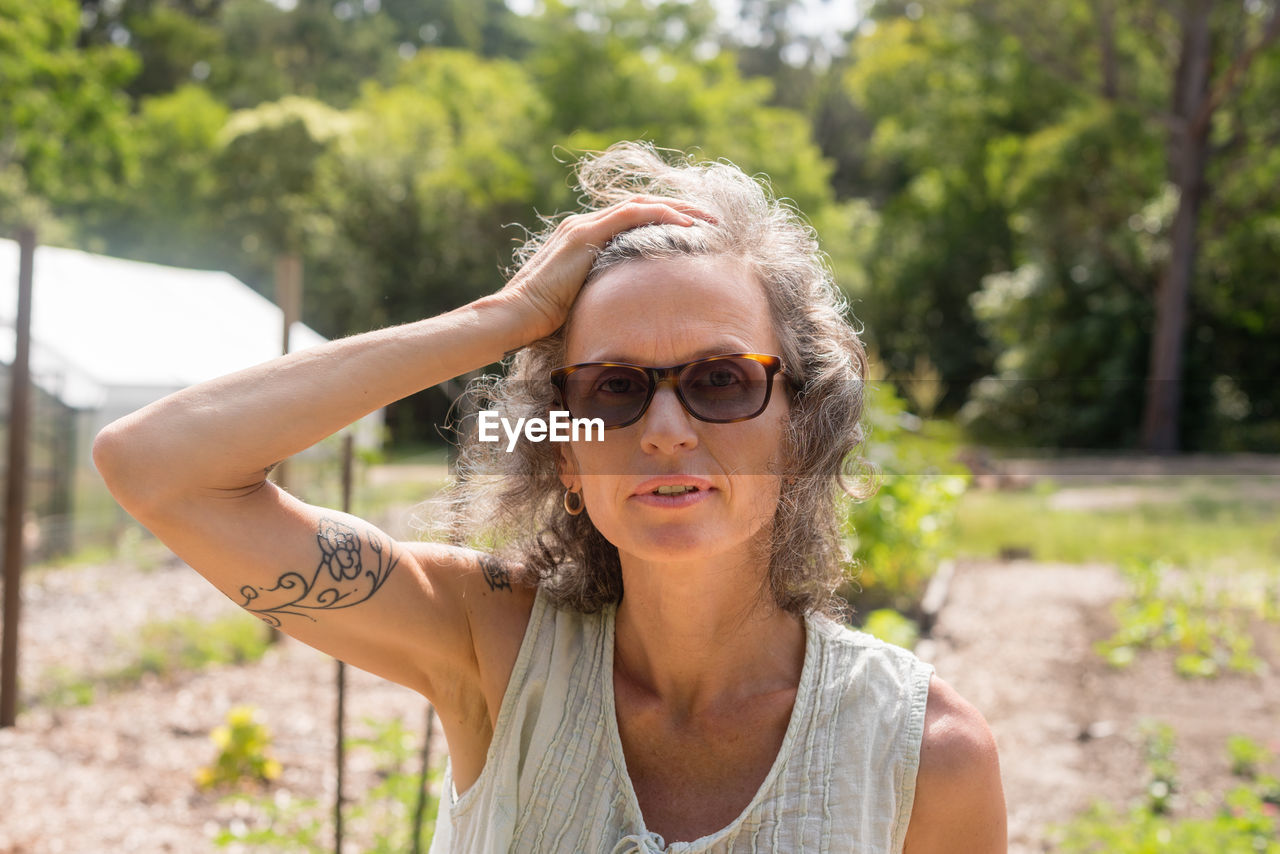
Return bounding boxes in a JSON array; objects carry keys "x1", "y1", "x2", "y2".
[{"x1": 549, "y1": 353, "x2": 788, "y2": 430}]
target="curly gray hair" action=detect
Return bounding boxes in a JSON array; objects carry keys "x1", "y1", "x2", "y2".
[{"x1": 431, "y1": 142, "x2": 869, "y2": 619}]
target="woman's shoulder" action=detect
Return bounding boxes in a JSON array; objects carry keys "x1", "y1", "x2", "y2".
[{"x1": 902, "y1": 673, "x2": 1007, "y2": 852}]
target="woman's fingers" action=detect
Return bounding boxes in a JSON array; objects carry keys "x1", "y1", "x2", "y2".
[
  {"x1": 567, "y1": 201, "x2": 697, "y2": 248},
  {"x1": 497, "y1": 195, "x2": 713, "y2": 343},
  {"x1": 595, "y1": 195, "x2": 718, "y2": 227}
]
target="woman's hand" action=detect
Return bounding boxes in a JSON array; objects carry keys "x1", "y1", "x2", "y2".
[{"x1": 496, "y1": 195, "x2": 711, "y2": 343}]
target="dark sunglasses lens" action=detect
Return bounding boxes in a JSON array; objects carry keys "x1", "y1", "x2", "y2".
[
  {"x1": 680, "y1": 357, "x2": 771, "y2": 421},
  {"x1": 561, "y1": 365, "x2": 651, "y2": 426}
]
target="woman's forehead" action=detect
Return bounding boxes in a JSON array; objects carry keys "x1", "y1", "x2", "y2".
[{"x1": 564, "y1": 256, "x2": 777, "y2": 363}]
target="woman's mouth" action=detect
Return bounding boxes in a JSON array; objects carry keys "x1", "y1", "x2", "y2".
[{"x1": 632, "y1": 484, "x2": 711, "y2": 508}]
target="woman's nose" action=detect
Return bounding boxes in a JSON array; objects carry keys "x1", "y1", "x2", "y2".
[{"x1": 638, "y1": 384, "x2": 698, "y2": 454}]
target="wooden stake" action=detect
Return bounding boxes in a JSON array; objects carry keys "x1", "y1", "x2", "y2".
[
  {"x1": 334, "y1": 433, "x2": 353, "y2": 853},
  {"x1": 1, "y1": 227, "x2": 37, "y2": 727}
]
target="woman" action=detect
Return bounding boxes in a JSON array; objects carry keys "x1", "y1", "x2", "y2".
[{"x1": 95, "y1": 142, "x2": 1006, "y2": 852}]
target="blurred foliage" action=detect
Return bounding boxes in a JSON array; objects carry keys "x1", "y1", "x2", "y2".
[
  {"x1": 1228, "y1": 735, "x2": 1273, "y2": 781},
  {"x1": 196, "y1": 704, "x2": 282, "y2": 790},
  {"x1": 860, "y1": 608, "x2": 920, "y2": 650},
  {"x1": 952, "y1": 479, "x2": 1280, "y2": 574},
  {"x1": 0, "y1": 0, "x2": 137, "y2": 231},
  {"x1": 4, "y1": 0, "x2": 1279, "y2": 450},
  {"x1": 32, "y1": 612, "x2": 272, "y2": 709},
  {"x1": 214, "y1": 714, "x2": 442, "y2": 852},
  {"x1": 131, "y1": 612, "x2": 273, "y2": 674},
  {"x1": 1094, "y1": 557, "x2": 1270, "y2": 680},
  {"x1": 1054, "y1": 727, "x2": 1280, "y2": 853},
  {"x1": 842, "y1": 384, "x2": 970, "y2": 617},
  {"x1": 845, "y1": 0, "x2": 1280, "y2": 450}
]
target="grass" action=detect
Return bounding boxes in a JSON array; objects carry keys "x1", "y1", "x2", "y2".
[
  {"x1": 36, "y1": 612, "x2": 273, "y2": 708},
  {"x1": 379, "y1": 443, "x2": 452, "y2": 467},
  {"x1": 30, "y1": 542, "x2": 117, "y2": 573},
  {"x1": 952, "y1": 473, "x2": 1280, "y2": 682},
  {"x1": 952, "y1": 477, "x2": 1280, "y2": 573}
]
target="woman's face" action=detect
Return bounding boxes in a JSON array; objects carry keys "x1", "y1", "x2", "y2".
[{"x1": 558, "y1": 254, "x2": 790, "y2": 570}]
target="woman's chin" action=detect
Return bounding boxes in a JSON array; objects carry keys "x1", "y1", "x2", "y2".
[{"x1": 614, "y1": 527, "x2": 759, "y2": 569}]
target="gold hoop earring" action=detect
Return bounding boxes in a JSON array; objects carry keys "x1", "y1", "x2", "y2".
[{"x1": 563, "y1": 487, "x2": 585, "y2": 516}]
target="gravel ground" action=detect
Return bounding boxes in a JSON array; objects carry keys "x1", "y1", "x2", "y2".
[
  {"x1": 16, "y1": 553, "x2": 248, "y2": 699},
  {"x1": 1, "y1": 556, "x2": 438, "y2": 854}
]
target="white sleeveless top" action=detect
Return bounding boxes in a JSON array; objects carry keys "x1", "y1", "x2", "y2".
[{"x1": 429, "y1": 586, "x2": 934, "y2": 853}]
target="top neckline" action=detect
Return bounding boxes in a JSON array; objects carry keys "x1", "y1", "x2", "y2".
[{"x1": 600, "y1": 600, "x2": 821, "y2": 851}]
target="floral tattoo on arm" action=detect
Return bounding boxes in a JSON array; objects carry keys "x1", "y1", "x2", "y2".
[{"x1": 238, "y1": 518, "x2": 401, "y2": 627}]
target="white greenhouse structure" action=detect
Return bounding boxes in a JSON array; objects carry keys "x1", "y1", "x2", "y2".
[{"x1": 0, "y1": 238, "x2": 382, "y2": 560}]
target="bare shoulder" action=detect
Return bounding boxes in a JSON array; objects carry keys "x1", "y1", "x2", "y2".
[{"x1": 902, "y1": 674, "x2": 1007, "y2": 854}]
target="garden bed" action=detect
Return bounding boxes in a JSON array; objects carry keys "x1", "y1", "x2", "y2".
[{"x1": 924, "y1": 558, "x2": 1280, "y2": 853}]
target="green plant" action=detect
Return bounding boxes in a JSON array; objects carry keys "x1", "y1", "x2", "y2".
[
  {"x1": 952, "y1": 481, "x2": 1280, "y2": 574},
  {"x1": 1095, "y1": 558, "x2": 1265, "y2": 679},
  {"x1": 196, "y1": 705, "x2": 282, "y2": 790},
  {"x1": 1056, "y1": 796, "x2": 1280, "y2": 853},
  {"x1": 32, "y1": 613, "x2": 272, "y2": 709},
  {"x1": 1140, "y1": 720, "x2": 1179, "y2": 815},
  {"x1": 39, "y1": 665, "x2": 96, "y2": 707},
  {"x1": 1227, "y1": 736, "x2": 1272, "y2": 780},
  {"x1": 1054, "y1": 729, "x2": 1280, "y2": 853},
  {"x1": 213, "y1": 714, "x2": 440, "y2": 853},
  {"x1": 107, "y1": 613, "x2": 272, "y2": 686},
  {"x1": 843, "y1": 386, "x2": 969, "y2": 615},
  {"x1": 138, "y1": 614, "x2": 272, "y2": 671},
  {"x1": 845, "y1": 472, "x2": 968, "y2": 614}
]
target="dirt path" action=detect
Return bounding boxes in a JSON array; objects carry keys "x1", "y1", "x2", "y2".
[{"x1": 923, "y1": 559, "x2": 1280, "y2": 853}]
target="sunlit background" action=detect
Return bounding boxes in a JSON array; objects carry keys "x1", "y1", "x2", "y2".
[{"x1": 2, "y1": 1, "x2": 1279, "y2": 852}]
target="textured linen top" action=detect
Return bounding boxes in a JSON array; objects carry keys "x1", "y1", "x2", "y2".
[{"x1": 429, "y1": 586, "x2": 934, "y2": 854}]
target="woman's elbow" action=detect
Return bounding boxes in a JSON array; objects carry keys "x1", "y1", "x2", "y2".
[{"x1": 93, "y1": 416, "x2": 167, "y2": 518}]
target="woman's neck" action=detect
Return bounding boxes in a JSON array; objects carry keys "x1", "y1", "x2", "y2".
[{"x1": 613, "y1": 551, "x2": 805, "y2": 720}]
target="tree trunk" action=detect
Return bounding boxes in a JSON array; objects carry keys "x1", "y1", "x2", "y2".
[{"x1": 1140, "y1": 0, "x2": 1213, "y2": 453}]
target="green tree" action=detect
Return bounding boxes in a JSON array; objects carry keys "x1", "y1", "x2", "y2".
[
  {"x1": 963, "y1": 0, "x2": 1280, "y2": 451},
  {"x1": 844, "y1": 13, "x2": 1037, "y2": 414},
  {"x1": 215, "y1": 96, "x2": 351, "y2": 260},
  {"x1": 299, "y1": 50, "x2": 556, "y2": 440},
  {"x1": 78, "y1": 0, "x2": 225, "y2": 99},
  {"x1": 526, "y1": 0, "x2": 835, "y2": 214},
  {"x1": 378, "y1": 0, "x2": 531, "y2": 58},
  {"x1": 212, "y1": 0, "x2": 399, "y2": 108},
  {"x1": 314, "y1": 49, "x2": 554, "y2": 334},
  {"x1": 0, "y1": 0, "x2": 137, "y2": 231},
  {"x1": 850, "y1": 1, "x2": 1280, "y2": 450},
  {"x1": 79, "y1": 85, "x2": 235, "y2": 271}
]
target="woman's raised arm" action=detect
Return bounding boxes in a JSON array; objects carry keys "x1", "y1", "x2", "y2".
[
  {"x1": 91, "y1": 293, "x2": 533, "y2": 699},
  {"x1": 91, "y1": 199, "x2": 702, "y2": 708}
]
